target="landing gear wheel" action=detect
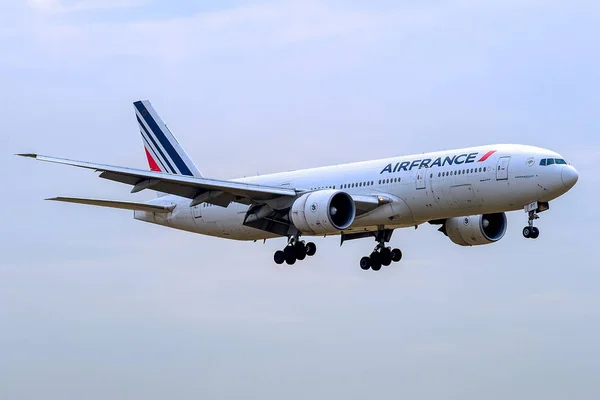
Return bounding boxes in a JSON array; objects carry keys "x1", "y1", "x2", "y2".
[
  {"x1": 360, "y1": 256, "x2": 371, "y2": 270},
  {"x1": 294, "y1": 241, "x2": 307, "y2": 260},
  {"x1": 284, "y1": 245, "x2": 296, "y2": 265},
  {"x1": 522, "y1": 226, "x2": 531, "y2": 238},
  {"x1": 370, "y1": 252, "x2": 382, "y2": 271},
  {"x1": 380, "y1": 247, "x2": 392, "y2": 266},
  {"x1": 274, "y1": 250, "x2": 285, "y2": 265},
  {"x1": 305, "y1": 242, "x2": 317, "y2": 256},
  {"x1": 531, "y1": 227, "x2": 540, "y2": 239},
  {"x1": 391, "y1": 248, "x2": 402, "y2": 262}
]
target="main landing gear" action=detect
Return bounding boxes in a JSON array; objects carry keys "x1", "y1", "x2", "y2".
[
  {"x1": 273, "y1": 237, "x2": 316, "y2": 265},
  {"x1": 522, "y1": 201, "x2": 545, "y2": 239},
  {"x1": 359, "y1": 229, "x2": 402, "y2": 272}
]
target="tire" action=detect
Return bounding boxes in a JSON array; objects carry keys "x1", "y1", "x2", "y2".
[
  {"x1": 380, "y1": 247, "x2": 392, "y2": 266},
  {"x1": 305, "y1": 242, "x2": 317, "y2": 256},
  {"x1": 360, "y1": 256, "x2": 371, "y2": 270},
  {"x1": 295, "y1": 242, "x2": 307, "y2": 260},
  {"x1": 391, "y1": 248, "x2": 402, "y2": 262},
  {"x1": 531, "y1": 227, "x2": 540, "y2": 239},
  {"x1": 274, "y1": 250, "x2": 285, "y2": 265},
  {"x1": 285, "y1": 256, "x2": 296, "y2": 265},
  {"x1": 284, "y1": 245, "x2": 296, "y2": 265},
  {"x1": 522, "y1": 227, "x2": 531, "y2": 238},
  {"x1": 370, "y1": 252, "x2": 382, "y2": 271}
]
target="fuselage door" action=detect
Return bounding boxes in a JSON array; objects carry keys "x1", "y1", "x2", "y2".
[
  {"x1": 496, "y1": 156, "x2": 510, "y2": 180},
  {"x1": 192, "y1": 204, "x2": 202, "y2": 220},
  {"x1": 416, "y1": 169, "x2": 426, "y2": 189}
]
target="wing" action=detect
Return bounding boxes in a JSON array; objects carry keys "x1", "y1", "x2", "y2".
[
  {"x1": 47, "y1": 197, "x2": 176, "y2": 213},
  {"x1": 19, "y1": 154, "x2": 297, "y2": 206},
  {"x1": 351, "y1": 194, "x2": 393, "y2": 215}
]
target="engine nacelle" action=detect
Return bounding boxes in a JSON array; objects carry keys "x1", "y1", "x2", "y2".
[
  {"x1": 444, "y1": 213, "x2": 507, "y2": 246},
  {"x1": 290, "y1": 190, "x2": 356, "y2": 234}
]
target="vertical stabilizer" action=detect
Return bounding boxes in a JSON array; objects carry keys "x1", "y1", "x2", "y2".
[{"x1": 133, "y1": 100, "x2": 202, "y2": 177}]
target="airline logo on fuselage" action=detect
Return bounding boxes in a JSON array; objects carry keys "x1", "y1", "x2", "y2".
[{"x1": 380, "y1": 150, "x2": 496, "y2": 174}]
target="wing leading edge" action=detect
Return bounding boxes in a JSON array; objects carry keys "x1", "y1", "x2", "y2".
[{"x1": 18, "y1": 154, "x2": 297, "y2": 206}]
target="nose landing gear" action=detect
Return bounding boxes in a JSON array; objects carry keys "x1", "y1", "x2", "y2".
[
  {"x1": 522, "y1": 226, "x2": 540, "y2": 239},
  {"x1": 522, "y1": 201, "x2": 548, "y2": 239},
  {"x1": 273, "y1": 237, "x2": 316, "y2": 265}
]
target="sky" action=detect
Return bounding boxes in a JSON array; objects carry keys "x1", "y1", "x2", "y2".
[{"x1": 1, "y1": 0, "x2": 599, "y2": 399}]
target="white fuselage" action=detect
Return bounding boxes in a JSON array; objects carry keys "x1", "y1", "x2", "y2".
[{"x1": 134, "y1": 144, "x2": 577, "y2": 240}]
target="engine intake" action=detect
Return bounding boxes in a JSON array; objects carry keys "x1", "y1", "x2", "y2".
[
  {"x1": 444, "y1": 212, "x2": 507, "y2": 246},
  {"x1": 290, "y1": 190, "x2": 356, "y2": 234}
]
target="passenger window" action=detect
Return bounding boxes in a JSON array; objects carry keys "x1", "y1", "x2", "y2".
[
  {"x1": 483, "y1": 167, "x2": 487, "y2": 172},
  {"x1": 547, "y1": 158, "x2": 554, "y2": 165},
  {"x1": 430, "y1": 173, "x2": 433, "y2": 178}
]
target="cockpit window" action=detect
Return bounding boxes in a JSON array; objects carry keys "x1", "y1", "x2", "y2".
[
  {"x1": 540, "y1": 159, "x2": 547, "y2": 166},
  {"x1": 546, "y1": 158, "x2": 555, "y2": 165},
  {"x1": 555, "y1": 158, "x2": 567, "y2": 165}
]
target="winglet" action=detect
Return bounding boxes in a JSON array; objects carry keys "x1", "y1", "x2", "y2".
[{"x1": 16, "y1": 153, "x2": 38, "y2": 158}]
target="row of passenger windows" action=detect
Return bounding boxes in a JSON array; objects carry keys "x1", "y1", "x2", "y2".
[
  {"x1": 540, "y1": 158, "x2": 567, "y2": 166},
  {"x1": 437, "y1": 167, "x2": 486, "y2": 178},
  {"x1": 310, "y1": 185, "x2": 336, "y2": 190},
  {"x1": 312, "y1": 167, "x2": 487, "y2": 192},
  {"x1": 341, "y1": 181, "x2": 374, "y2": 189}
]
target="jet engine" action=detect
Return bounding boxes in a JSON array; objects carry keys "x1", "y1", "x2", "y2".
[
  {"x1": 290, "y1": 189, "x2": 356, "y2": 234},
  {"x1": 443, "y1": 212, "x2": 507, "y2": 246}
]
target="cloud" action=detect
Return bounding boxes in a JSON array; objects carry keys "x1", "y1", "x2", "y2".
[
  {"x1": 26, "y1": 0, "x2": 145, "y2": 13},
  {"x1": 22, "y1": 1, "x2": 397, "y2": 61}
]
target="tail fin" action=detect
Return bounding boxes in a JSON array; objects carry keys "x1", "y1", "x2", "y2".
[{"x1": 133, "y1": 100, "x2": 202, "y2": 177}]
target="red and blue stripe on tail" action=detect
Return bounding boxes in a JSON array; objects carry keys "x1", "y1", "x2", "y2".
[{"x1": 134, "y1": 100, "x2": 202, "y2": 177}]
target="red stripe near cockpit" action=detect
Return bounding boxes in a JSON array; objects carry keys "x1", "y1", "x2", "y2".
[{"x1": 478, "y1": 150, "x2": 497, "y2": 162}]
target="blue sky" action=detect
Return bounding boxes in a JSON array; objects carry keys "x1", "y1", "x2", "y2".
[{"x1": 1, "y1": 1, "x2": 599, "y2": 399}]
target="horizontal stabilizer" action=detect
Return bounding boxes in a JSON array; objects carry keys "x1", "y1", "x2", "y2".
[
  {"x1": 18, "y1": 154, "x2": 297, "y2": 206},
  {"x1": 46, "y1": 197, "x2": 175, "y2": 213}
]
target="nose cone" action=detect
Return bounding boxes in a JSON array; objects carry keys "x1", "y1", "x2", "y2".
[{"x1": 561, "y1": 165, "x2": 579, "y2": 189}]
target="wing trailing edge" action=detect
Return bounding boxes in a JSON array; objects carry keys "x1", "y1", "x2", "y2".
[{"x1": 46, "y1": 197, "x2": 176, "y2": 213}]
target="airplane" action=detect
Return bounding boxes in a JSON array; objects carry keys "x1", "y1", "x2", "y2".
[{"x1": 18, "y1": 100, "x2": 579, "y2": 271}]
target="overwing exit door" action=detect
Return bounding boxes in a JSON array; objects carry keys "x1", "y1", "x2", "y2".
[{"x1": 496, "y1": 156, "x2": 510, "y2": 180}]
